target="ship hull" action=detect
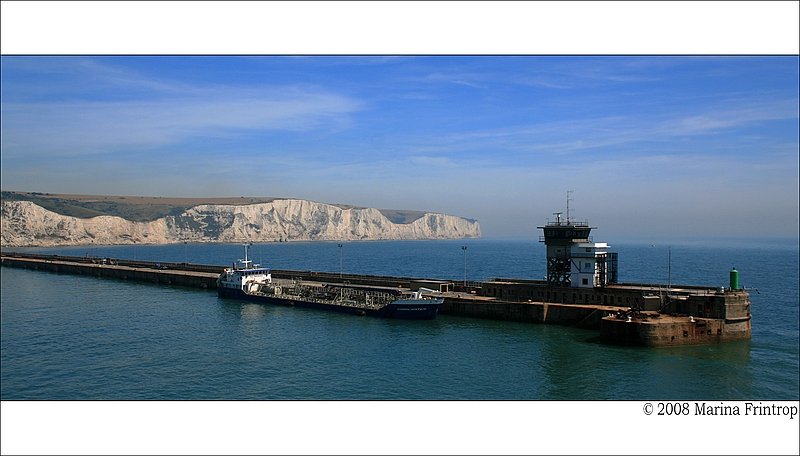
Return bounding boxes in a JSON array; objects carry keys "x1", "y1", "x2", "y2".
[{"x1": 218, "y1": 287, "x2": 440, "y2": 319}]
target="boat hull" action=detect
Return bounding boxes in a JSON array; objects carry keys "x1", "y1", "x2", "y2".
[{"x1": 218, "y1": 287, "x2": 441, "y2": 319}]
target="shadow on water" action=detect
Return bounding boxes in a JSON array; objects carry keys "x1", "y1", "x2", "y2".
[
  {"x1": 581, "y1": 334, "x2": 752, "y2": 365},
  {"x1": 537, "y1": 324, "x2": 755, "y2": 400},
  {"x1": 216, "y1": 293, "x2": 449, "y2": 331}
]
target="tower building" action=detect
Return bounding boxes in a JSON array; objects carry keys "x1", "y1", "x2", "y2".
[{"x1": 538, "y1": 193, "x2": 617, "y2": 288}]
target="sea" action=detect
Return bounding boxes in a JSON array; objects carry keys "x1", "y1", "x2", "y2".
[
  {"x1": 0, "y1": 239, "x2": 800, "y2": 454},
  {"x1": 2, "y1": 238, "x2": 798, "y2": 401}
]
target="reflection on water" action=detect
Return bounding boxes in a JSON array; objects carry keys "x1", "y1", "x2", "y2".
[
  {"x1": 660, "y1": 339, "x2": 752, "y2": 365},
  {"x1": 239, "y1": 303, "x2": 268, "y2": 321}
]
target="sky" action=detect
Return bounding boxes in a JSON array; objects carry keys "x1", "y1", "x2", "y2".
[
  {"x1": 1, "y1": 55, "x2": 798, "y2": 241},
  {"x1": 0, "y1": 2, "x2": 800, "y2": 245}
]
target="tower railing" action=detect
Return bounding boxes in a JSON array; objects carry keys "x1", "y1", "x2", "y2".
[
  {"x1": 541, "y1": 219, "x2": 590, "y2": 227},
  {"x1": 539, "y1": 235, "x2": 593, "y2": 242}
]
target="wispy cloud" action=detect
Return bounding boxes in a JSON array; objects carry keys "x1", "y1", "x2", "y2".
[
  {"x1": 656, "y1": 99, "x2": 798, "y2": 135},
  {"x1": 408, "y1": 155, "x2": 459, "y2": 167},
  {"x1": 423, "y1": 72, "x2": 487, "y2": 89},
  {"x1": 390, "y1": 96, "x2": 798, "y2": 162},
  {"x1": 2, "y1": 92, "x2": 361, "y2": 156},
  {"x1": 410, "y1": 57, "x2": 669, "y2": 91},
  {"x1": 2, "y1": 57, "x2": 364, "y2": 158},
  {"x1": 1, "y1": 57, "x2": 199, "y2": 100}
]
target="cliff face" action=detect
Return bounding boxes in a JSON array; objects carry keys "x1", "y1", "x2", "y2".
[{"x1": 1, "y1": 199, "x2": 481, "y2": 247}]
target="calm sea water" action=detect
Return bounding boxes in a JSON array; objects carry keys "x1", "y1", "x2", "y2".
[{"x1": 2, "y1": 239, "x2": 798, "y2": 400}]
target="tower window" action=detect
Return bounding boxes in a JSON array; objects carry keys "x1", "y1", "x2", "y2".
[{"x1": 582, "y1": 278, "x2": 589, "y2": 285}]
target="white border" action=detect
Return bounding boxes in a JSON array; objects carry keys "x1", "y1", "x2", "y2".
[
  {"x1": 2, "y1": 401, "x2": 800, "y2": 455},
  {"x1": 1, "y1": 1, "x2": 798, "y2": 55},
  {"x1": 2, "y1": 1, "x2": 799, "y2": 455}
]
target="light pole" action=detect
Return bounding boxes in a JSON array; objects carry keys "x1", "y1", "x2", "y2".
[
  {"x1": 461, "y1": 245, "x2": 468, "y2": 288},
  {"x1": 184, "y1": 240, "x2": 188, "y2": 265},
  {"x1": 667, "y1": 245, "x2": 672, "y2": 290},
  {"x1": 338, "y1": 243, "x2": 343, "y2": 278}
]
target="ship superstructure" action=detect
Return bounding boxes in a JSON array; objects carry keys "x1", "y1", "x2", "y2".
[{"x1": 217, "y1": 244, "x2": 443, "y2": 319}]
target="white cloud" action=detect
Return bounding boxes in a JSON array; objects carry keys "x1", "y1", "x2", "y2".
[
  {"x1": 390, "y1": 96, "x2": 799, "y2": 162},
  {"x1": 422, "y1": 71, "x2": 487, "y2": 89},
  {"x1": 2, "y1": 58, "x2": 365, "y2": 157},
  {"x1": 1, "y1": 89, "x2": 362, "y2": 157},
  {"x1": 408, "y1": 155, "x2": 459, "y2": 167}
]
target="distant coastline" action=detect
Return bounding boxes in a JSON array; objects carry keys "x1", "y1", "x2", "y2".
[{"x1": 0, "y1": 192, "x2": 481, "y2": 247}]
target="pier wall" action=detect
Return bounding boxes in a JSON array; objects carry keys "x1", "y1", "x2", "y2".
[
  {"x1": 2, "y1": 253, "x2": 624, "y2": 330},
  {"x1": 1, "y1": 256, "x2": 219, "y2": 289},
  {"x1": 600, "y1": 316, "x2": 752, "y2": 346},
  {"x1": 440, "y1": 296, "x2": 617, "y2": 329},
  {"x1": 2, "y1": 252, "x2": 751, "y2": 346},
  {"x1": 484, "y1": 281, "x2": 654, "y2": 308}
]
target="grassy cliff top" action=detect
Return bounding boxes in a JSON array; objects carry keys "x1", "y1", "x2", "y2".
[
  {"x1": 1, "y1": 191, "x2": 429, "y2": 224},
  {"x1": 1, "y1": 191, "x2": 280, "y2": 222}
]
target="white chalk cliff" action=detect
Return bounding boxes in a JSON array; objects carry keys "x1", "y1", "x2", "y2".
[{"x1": 1, "y1": 199, "x2": 481, "y2": 247}]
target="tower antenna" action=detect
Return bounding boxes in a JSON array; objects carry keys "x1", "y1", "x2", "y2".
[{"x1": 566, "y1": 190, "x2": 574, "y2": 223}]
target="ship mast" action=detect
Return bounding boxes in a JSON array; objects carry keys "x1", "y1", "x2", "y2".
[{"x1": 241, "y1": 243, "x2": 253, "y2": 269}]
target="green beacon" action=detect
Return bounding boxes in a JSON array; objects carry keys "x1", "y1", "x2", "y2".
[{"x1": 730, "y1": 267, "x2": 739, "y2": 290}]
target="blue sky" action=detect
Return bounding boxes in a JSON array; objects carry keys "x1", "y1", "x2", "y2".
[{"x1": 1, "y1": 56, "x2": 798, "y2": 240}]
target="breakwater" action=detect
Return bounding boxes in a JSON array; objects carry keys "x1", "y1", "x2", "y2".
[
  {"x1": 1, "y1": 252, "x2": 625, "y2": 329},
  {"x1": 1, "y1": 253, "x2": 220, "y2": 289},
  {"x1": 1, "y1": 251, "x2": 752, "y2": 343}
]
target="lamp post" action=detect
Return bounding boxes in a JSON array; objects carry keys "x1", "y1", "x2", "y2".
[
  {"x1": 184, "y1": 240, "x2": 188, "y2": 265},
  {"x1": 338, "y1": 243, "x2": 343, "y2": 278},
  {"x1": 667, "y1": 245, "x2": 672, "y2": 290},
  {"x1": 461, "y1": 245, "x2": 468, "y2": 288}
]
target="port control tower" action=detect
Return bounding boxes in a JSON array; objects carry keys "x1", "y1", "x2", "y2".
[{"x1": 538, "y1": 193, "x2": 617, "y2": 288}]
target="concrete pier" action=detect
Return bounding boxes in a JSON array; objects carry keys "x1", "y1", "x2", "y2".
[
  {"x1": 1, "y1": 252, "x2": 626, "y2": 329},
  {"x1": 1, "y1": 254, "x2": 220, "y2": 289},
  {"x1": 438, "y1": 292, "x2": 621, "y2": 328},
  {"x1": 4, "y1": 252, "x2": 749, "y2": 342}
]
